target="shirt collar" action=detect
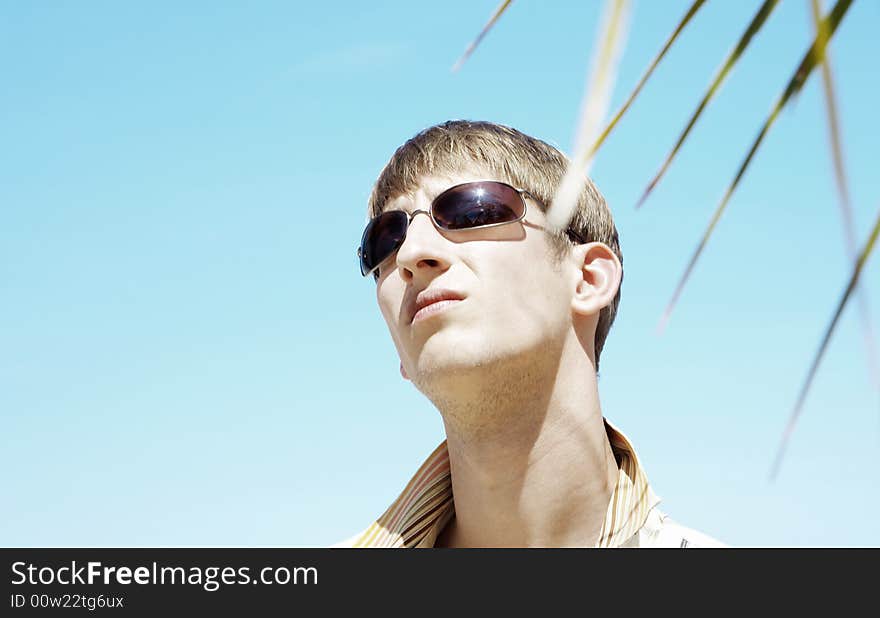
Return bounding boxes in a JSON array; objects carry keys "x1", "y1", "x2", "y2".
[{"x1": 351, "y1": 417, "x2": 661, "y2": 548}]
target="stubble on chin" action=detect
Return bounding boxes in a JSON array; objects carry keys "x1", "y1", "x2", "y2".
[{"x1": 408, "y1": 341, "x2": 563, "y2": 442}]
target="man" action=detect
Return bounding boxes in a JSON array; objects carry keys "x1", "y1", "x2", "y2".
[{"x1": 340, "y1": 120, "x2": 723, "y2": 548}]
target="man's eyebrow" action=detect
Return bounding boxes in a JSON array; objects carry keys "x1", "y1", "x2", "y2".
[
  {"x1": 379, "y1": 182, "x2": 450, "y2": 214},
  {"x1": 380, "y1": 194, "x2": 418, "y2": 215}
]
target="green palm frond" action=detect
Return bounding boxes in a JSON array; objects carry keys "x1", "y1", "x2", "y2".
[
  {"x1": 763, "y1": 0, "x2": 880, "y2": 480},
  {"x1": 770, "y1": 202, "x2": 880, "y2": 480},
  {"x1": 452, "y1": 0, "x2": 515, "y2": 73},
  {"x1": 811, "y1": 0, "x2": 851, "y2": 210},
  {"x1": 810, "y1": 0, "x2": 880, "y2": 392},
  {"x1": 585, "y1": 0, "x2": 708, "y2": 161},
  {"x1": 656, "y1": 0, "x2": 854, "y2": 335},
  {"x1": 636, "y1": 0, "x2": 781, "y2": 209}
]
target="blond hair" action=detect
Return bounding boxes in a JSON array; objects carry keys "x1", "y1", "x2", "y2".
[{"x1": 368, "y1": 120, "x2": 622, "y2": 371}]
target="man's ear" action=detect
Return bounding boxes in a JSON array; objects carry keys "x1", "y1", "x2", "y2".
[
  {"x1": 571, "y1": 242, "x2": 621, "y2": 317},
  {"x1": 399, "y1": 361, "x2": 410, "y2": 381}
]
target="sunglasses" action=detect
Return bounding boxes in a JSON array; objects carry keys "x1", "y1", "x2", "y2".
[{"x1": 358, "y1": 180, "x2": 586, "y2": 279}]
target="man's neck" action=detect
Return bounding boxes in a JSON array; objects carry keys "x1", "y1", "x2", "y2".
[{"x1": 427, "y1": 339, "x2": 619, "y2": 548}]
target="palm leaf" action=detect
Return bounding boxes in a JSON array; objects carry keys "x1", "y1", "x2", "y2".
[
  {"x1": 636, "y1": 0, "x2": 782, "y2": 209},
  {"x1": 810, "y1": 0, "x2": 880, "y2": 390},
  {"x1": 585, "y1": 0, "x2": 708, "y2": 161},
  {"x1": 811, "y1": 0, "x2": 851, "y2": 211},
  {"x1": 770, "y1": 202, "x2": 880, "y2": 480},
  {"x1": 547, "y1": 0, "x2": 632, "y2": 232},
  {"x1": 656, "y1": 0, "x2": 854, "y2": 335},
  {"x1": 452, "y1": 0, "x2": 515, "y2": 73}
]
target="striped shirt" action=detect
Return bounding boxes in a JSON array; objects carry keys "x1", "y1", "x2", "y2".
[{"x1": 338, "y1": 417, "x2": 721, "y2": 548}]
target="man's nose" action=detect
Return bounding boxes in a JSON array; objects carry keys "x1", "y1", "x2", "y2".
[{"x1": 395, "y1": 211, "x2": 453, "y2": 281}]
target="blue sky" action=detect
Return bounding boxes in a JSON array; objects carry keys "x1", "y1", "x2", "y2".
[{"x1": 2, "y1": 0, "x2": 878, "y2": 547}]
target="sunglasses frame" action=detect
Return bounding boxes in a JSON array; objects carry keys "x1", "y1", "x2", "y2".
[{"x1": 358, "y1": 179, "x2": 587, "y2": 279}]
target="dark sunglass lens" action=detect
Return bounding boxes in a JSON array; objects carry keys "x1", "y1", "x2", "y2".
[
  {"x1": 360, "y1": 211, "x2": 408, "y2": 275},
  {"x1": 433, "y1": 182, "x2": 524, "y2": 230}
]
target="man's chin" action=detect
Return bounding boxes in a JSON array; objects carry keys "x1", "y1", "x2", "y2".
[{"x1": 407, "y1": 352, "x2": 499, "y2": 390}]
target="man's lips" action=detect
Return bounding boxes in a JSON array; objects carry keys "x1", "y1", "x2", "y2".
[
  {"x1": 407, "y1": 288, "x2": 466, "y2": 324},
  {"x1": 412, "y1": 299, "x2": 463, "y2": 324}
]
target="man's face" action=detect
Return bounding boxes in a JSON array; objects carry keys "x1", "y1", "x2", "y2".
[{"x1": 374, "y1": 171, "x2": 577, "y2": 391}]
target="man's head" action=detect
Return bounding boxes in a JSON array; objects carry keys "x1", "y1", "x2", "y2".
[{"x1": 362, "y1": 120, "x2": 622, "y2": 398}]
